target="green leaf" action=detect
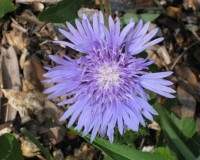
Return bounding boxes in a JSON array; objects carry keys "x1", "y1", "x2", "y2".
[
  {"x1": 71, "y1": 128, "x2": 167, "y2": 160},
  {"x1": 0, "y1": 0, "x2": 18, "y2": 19},
  {"x1": 21, "y1": 128, "x2": 54, "y2": 160},
  {"x1": 122, "y1": 13, "x2": 139, "y2": 24},
  {"x1": 38, "y1": 0, "x2": 91, "y2": 23},
  {"x1": 0, "y1": 133, "x2": 24, "y2": 160},
  {"x1": 154, "y1": 147, "x2": 177, "y2": 160},
  {"x1": 139, "y1": 14, "x2": 160, "y2": 23},
  {"x1": 122, "y1": 12, "x2": 160, "y2": 24},
  {"x1": 171, "y1": 114, "x2": 196, "y2": 139},
  {"x1": 180, "y1": 118, "x2": 196, "y2": 139},
  {"x1": 154, "y1": 104, "x2": 196, "y2": 160}
]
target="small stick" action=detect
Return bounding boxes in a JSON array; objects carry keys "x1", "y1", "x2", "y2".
[{"x1": 170, "y1": 41, "x2": 200, "y2": 70}]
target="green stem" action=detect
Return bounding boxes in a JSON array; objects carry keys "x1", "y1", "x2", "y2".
[
  {"x1": 104, "y1": 0, "x2": 111, "y2": 18},
  {"x1": 99, "y1": 0, "x2": 111, "y2": 27}
]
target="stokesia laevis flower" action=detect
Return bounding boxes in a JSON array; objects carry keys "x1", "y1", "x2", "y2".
[{"x1": 43, "y1": 11, "x2": 175, "y2": 143}]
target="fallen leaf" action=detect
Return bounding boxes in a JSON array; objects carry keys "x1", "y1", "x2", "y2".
[
  {"x1": 23, "y1": 55, "x2": 43, "y2": 91},
  {"x1": 53, "y1": 149, "x2": 64, "y2": 160},
  {"x1": 1, "y1": 46, "x2": 21, "y2": 122},
  {"x1": 21, "y1": 138, "x2": 40, "y2": 158},
  {"x1": 2, "y1": 89, "x2": 45, "y2": 118},
  {"x1": 40, "y1": 126, "x2": 65, "y2": 145},
  {"x1": 177, "y1": 86, "x2": 196, "y2": 118},
  {"x1": 0, "y1": 123, "x2": 12, "y2": 136},
  {"x1": 176, "y1": 64, "x2": 197, "y2": 85},
  {"x1": 166, "y1": 6, "x2": 182, "y2": 18},
  {"x1": 157, "y1": 46, "x2": 171, "y2": 65},
  {"x1": 29, "y1": 54, "x2": 47, "y2": 85},
  {"x1": 5, "y1": 28, "x2": 27, "y2": 51}
]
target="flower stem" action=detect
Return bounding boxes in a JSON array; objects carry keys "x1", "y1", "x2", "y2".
[
  {"x1": 104, "y1": 0, "x2": 111, "y2": 17},
  {"x1": 99, "y1": 0, "x2": 111, "y2": 27}
]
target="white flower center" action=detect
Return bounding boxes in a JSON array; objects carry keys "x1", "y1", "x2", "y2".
[{"x1": 96, "y1": 62, "x2": 120, "y2": 90}]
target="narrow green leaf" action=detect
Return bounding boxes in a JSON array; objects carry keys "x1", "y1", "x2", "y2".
[
  {"x1": 170, "y1": 113, "x2": 180, "y2": 129},
  {"x1": 0, "y1": 0, "x2": 18, "y2": 19},
  {"x1": 38, "y1": 0, "x2": 91, "y2": 23},
  {"x1": 186, "y1": 133, "x2": 200, "y2": 157},
  {"x1": 0, "y1": 133, "x2": 24, "y2": 160},
  {"x1": 154, "y1": 104, "x2": 196, "y2": 160},
  {"x1": 71, "y1": 128, "x2": 167, "y2": 160},
  {"x1": 21, "y1": 128, "x2": 54, "y2": 160}
]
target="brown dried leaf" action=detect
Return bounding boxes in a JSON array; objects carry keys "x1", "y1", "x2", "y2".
[
  {"x1": 1, "y1": 46, "x2": 21, "y2": 90},
  {"x1": 177, "y1": 80, "x2": 200, "y2": 101},
  {"x1": 19, "y1": 49, "x2": 29, "y2": 69},
  {"x1": 30, "y1": 54, "x2": 46, "y2": 83},
  {"x1": 157, "y1": 46, "x2": 171, "y2": 65},
  {"x1": 23, "y1": 55, "x2": 43, "y2": 91},
  {"x1": 78, "y1": 143, "x2": 95, "y2": 160},
  {"x1": 176, "y1": 65, "x2": 197, "y2": 85},
  {"x1": 35, "y1": 108, "x2": 55, "y2": 124},
  {"x1": 45, "y1": 100, "x2": 64, "y2": 118},
  {"x1": 5, "y1": 28, "x2": 27, "y2": 51},
  {"x1": 21, "y1": 138, "x2": 40, "y2": 158},
  {"x1": 53, "y1": 149, "x2": 64, "y2": 160},
  {"x1": 183, "y1": 0, "x2": 198, "y2": 10},
  {"x1": 177, "y1": 86, "x2": 196, "y2": 118},
  {"x1": 146, "y1": 49, "x2": 162, "y2": 68},
  {"x1": 40, "y1": 126, "x2": 65, "y2": 145},
  {"x1": 185, "y1": 24, "x2": 200, "y2": 40},
  {"x1": 166, "y1": 6, "x2": 182, "y2": 18},
  {"x1": 0, "y1": 123, "x2": 12, "y2": 136},
  {"x1": 16, "y1": 10, "x2": 45, "y2": 26},
  {"x1": 1, "y1": 46, "x2": 21, "y2": 122},
  {"x1": 65, "y1": 155, "x2": 79, "y2": 160},
  {"x1": 11, "y1": 19, "x2": 27, "y2": 33},
  {"x1": 175, "y1": 32, "x2": 184, "y2": 48},
  {"x1": 2, "y1": 89, "x2": 44, "y2": 117}
]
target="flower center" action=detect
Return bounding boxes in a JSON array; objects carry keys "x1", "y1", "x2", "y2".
[{"x1": 96, "y1": 62, "x2": 120, "y2": 90}]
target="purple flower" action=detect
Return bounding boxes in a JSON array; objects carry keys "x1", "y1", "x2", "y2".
[{"x1": 44, "y1": 12, "x2": 175, "y2": 143}]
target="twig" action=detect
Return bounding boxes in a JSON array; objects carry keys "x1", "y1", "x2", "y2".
[
  {"x1": 16, "y1": 15, "x2": 45, "y2": 26},
  {"x1": 170, "y1": 41, "x2": 200, "y2": 70}
]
